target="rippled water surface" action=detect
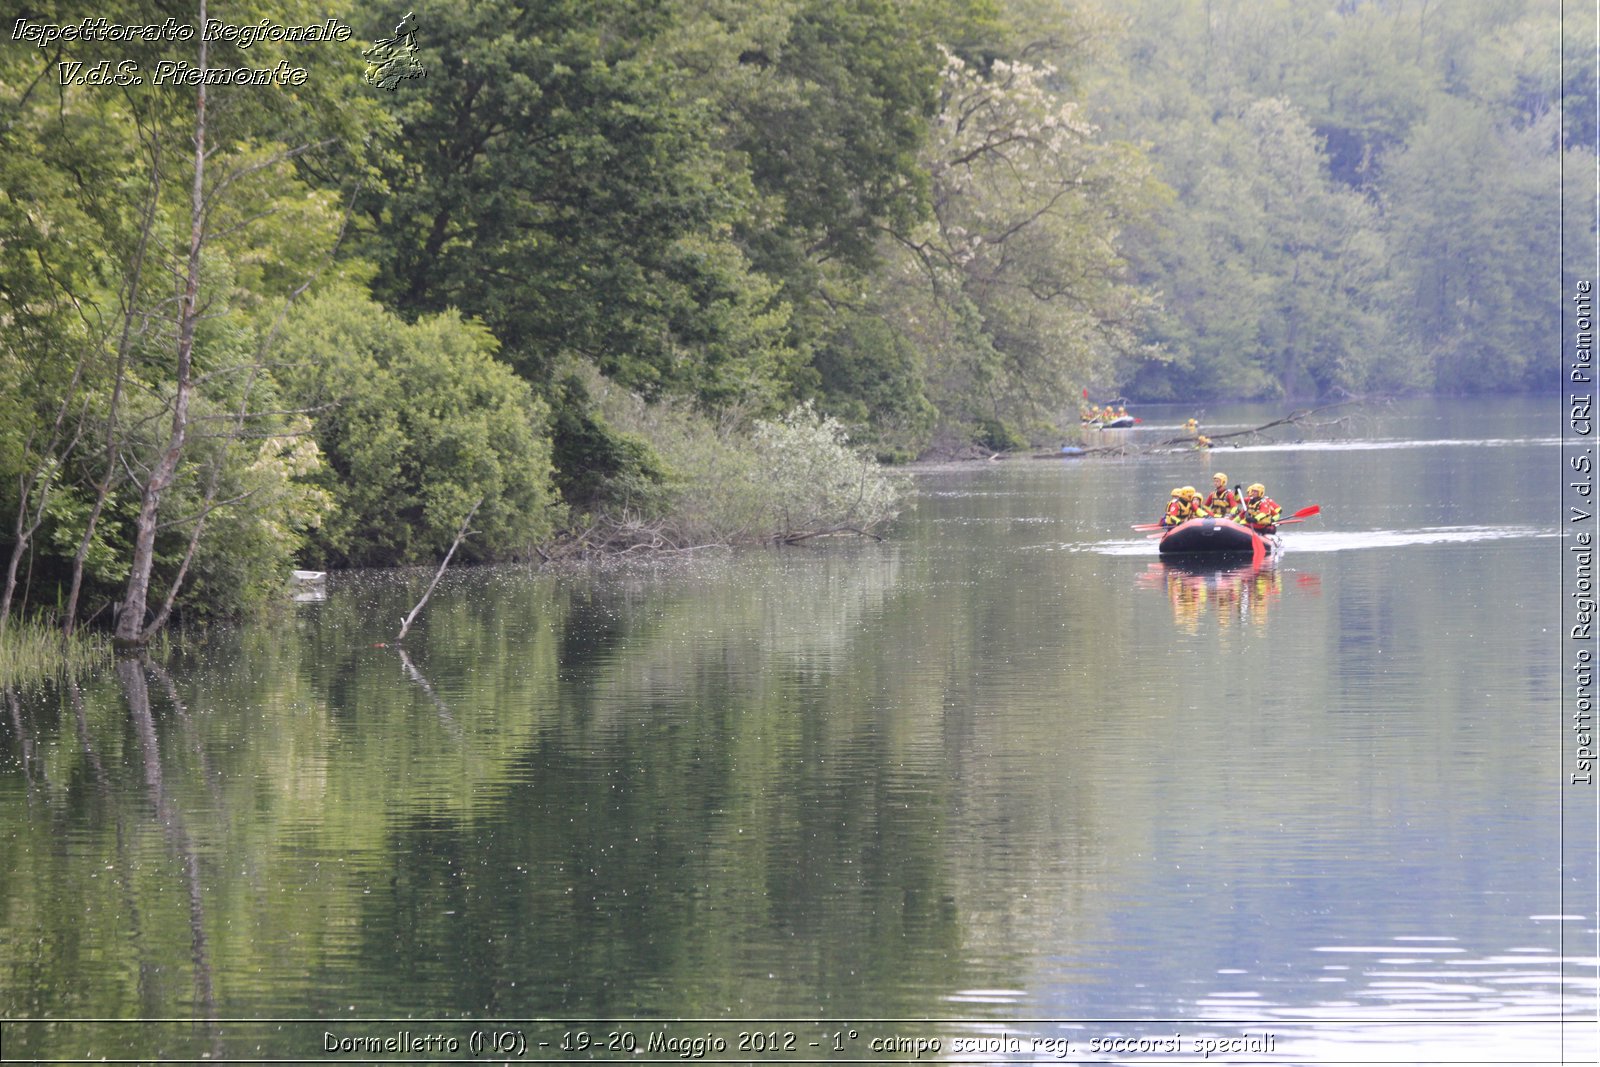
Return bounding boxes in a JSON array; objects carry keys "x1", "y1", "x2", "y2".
[{"x1": 1, "y1": 398, "x2": 1594, "y2": 1063}]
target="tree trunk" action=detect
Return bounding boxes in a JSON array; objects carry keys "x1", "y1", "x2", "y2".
[
  {"x1": 64, "y1": 132, "x2": 160, "y2": 637},
  {"x1": 117, "y1": 6, "x2": 207, "y2": 647}
]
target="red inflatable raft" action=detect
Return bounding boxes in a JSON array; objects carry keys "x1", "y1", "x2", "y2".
[{"x1": 1156, "y1": 516, "x2": 1280, "y2": 564}]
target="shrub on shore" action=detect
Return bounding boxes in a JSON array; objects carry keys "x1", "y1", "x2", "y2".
[{"x1": 572, "y1": 373, "x2": 906, "y2": 552}]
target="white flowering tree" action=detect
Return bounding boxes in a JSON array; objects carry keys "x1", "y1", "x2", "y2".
[
  {"x1": 871, "y1": 45, "x2": 1162, "y2": 445},
  {"x1": 751, "y1": 403, "x2": 904, "y2": 543},
  {"x1": 576, "y1": 379, "x2": 904, "y2": 552}
]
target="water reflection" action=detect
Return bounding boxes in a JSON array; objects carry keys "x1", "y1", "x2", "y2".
[
  {"x1": 0, "y1": 399, "x2": 1587, "y2": 1062},
  {"x1": 113, "y1": 657, "x2": 220, "y2": 1050},
  {"x1": 1136, "y1": 558, "x2": 1320, "y2": 632}
]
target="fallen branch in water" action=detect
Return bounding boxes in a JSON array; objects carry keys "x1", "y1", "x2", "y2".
[
  {"x1": 1149, "y1": 399, "x2": 1363, "y2": 449},
  {"x1": 396, "y1": 497, "x2": 482, "y2": 644},
  {"x1": 539, "y1": 513, "x2": 704, "y2": 560},
  {"x1": 1031, "y1": 399, "x2": 1365, "y2": 458},
  {"x1": 776, "y1": 525, "x2": 886, "y2": 544}
]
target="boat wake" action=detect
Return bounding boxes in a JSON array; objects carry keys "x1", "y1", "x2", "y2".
[
  {"x1": 1071, "y1": 525, "x2": 1556, "y2": 557},
  {"x1": 1287, "y1": 525, "x2": 1557, "y2": 552},
  {"x1": 1209, "y1": 436, "x2": 1559, "y2": 453}
]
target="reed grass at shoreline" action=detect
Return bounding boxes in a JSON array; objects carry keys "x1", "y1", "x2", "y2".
[{"x1": 0, "y1": 622, "x2": 111, "y2": 690}]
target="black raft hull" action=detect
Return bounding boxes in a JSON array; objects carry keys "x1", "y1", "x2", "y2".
[{"x1": 1157, "y1": 517, "x2": 1279, "y2": 561}]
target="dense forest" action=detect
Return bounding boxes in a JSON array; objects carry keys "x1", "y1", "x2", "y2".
[{"x1": 0, "y1": 0, "x2": 1590, "y2": 640}]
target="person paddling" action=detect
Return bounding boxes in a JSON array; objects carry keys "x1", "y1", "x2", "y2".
[
  {"x1": 1204, "y1": 473, "x2": 1240, "y2": 520},
  {"x1": 1242, "y1": 483, "x2": 1282, "y2": 533}
]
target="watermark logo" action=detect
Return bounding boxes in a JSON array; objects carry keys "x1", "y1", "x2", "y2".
[{"x1": 363, "y1": 11, "x2": 426, "y2": 92}]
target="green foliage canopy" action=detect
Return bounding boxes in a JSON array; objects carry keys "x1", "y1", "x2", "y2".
[
  {"x1": 274, "y1": 285, "x2": 563, "y2": 568},
  {"x1": 358, "y1": 0, "x2": 799, "y2": 409}
]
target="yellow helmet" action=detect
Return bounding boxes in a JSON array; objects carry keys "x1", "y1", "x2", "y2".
[
  {"x1": 1213, "y1": 472, "x2": 1228, "y2": 485},
  {"x1": 1170, "y1": 487, "x2": 1184, "y2": 497},
  {"x1": 1180, "y1": 486, "x2": 1198, "y2": 499},
  {"x1": 1247, "y1": 482, "x2": 1266, "y2": 497}
]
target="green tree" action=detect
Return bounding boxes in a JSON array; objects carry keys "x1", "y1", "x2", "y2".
[
  {"x1": 0, "y1": 0, "x2": 379, "y2": 637},
  {"x1": 274, "y1": 285, "x2": 562, "y2": 568},
  {"x1": 1122, "y1": 97, "x2": 1399, "y2": 400},
  {"x1": 1081, "y1": 0, "x2": 1569, "y2": 400},
  {"x1": 358, "y1": 0, "x2": 796, "y2": 408},
  {"x1": 841, "y1": 41, "x2": 1161, "y2": 445},
  {"x1": 717, "y1": 0, "x2": 940, "y2": 278},
  {"x1": 1381, "y1": 96, "x2": 1560, "y2": 391}
]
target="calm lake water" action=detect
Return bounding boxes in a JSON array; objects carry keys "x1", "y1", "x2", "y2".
[{"x1": 1, "y1": 397, "x2": 1594, "y2": 1064}]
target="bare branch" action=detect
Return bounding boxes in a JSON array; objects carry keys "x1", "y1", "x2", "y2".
[{"x1": 396, "y1": 498, "x2": 484, "y2": 644}]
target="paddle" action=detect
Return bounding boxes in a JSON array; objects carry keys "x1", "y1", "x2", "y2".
[{"x1": 1275, "y1": 504, "x2": 1321, "y2": 525}]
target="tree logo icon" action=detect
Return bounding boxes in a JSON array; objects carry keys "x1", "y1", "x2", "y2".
[{"x1": 363, "y1": 11, "x2": 427, "y2": 92}]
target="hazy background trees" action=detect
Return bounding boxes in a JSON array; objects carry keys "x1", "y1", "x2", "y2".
[{"x1": 1088, "y1": 0, "x2": 1570, "y2": 401}]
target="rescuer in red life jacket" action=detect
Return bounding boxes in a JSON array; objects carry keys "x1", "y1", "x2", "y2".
[
  {"x1": 1162, "y1": 486, "x2": 1204, "y2": 527},
  {"x1": 1204, "y1": 472, "x2": 1241, "y2": 520},
  {"x1": 1242, "y1": 483, "x2": 1282, "y2": 532}
]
